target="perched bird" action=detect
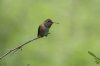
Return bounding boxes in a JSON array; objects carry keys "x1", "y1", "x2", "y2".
[{"x1": 37, "y1": 19, "x2": 54, "y2": 38}]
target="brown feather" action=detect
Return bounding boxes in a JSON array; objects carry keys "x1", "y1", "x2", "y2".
[{"x1": 38, "y1": 24, "x2": 46, "y2": 37}]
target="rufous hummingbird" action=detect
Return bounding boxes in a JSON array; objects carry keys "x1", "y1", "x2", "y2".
[{"x1": 37, "y1": 19, "x2": 54, "y2": 38}]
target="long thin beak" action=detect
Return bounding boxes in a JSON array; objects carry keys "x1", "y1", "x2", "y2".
[{"x1": 53, "y1": 22, "x2": 59, "y2": 24}]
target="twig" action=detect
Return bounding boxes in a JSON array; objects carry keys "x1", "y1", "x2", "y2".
[{"x1": 0, "y1": 37, "x2": 40, "y2": 60}]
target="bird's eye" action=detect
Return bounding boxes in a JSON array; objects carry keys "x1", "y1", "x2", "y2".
[{"x1": 48, "y1": 20, "x2": 51, "y2": 22}]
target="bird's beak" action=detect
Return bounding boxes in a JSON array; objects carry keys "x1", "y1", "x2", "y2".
[{"x1": 53, "y1": 22, "x2": 59, "y2": 24}]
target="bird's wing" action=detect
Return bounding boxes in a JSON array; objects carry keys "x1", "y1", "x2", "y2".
[{"x1": 38, "y1": 24, "x2": 45, "y2": 37}]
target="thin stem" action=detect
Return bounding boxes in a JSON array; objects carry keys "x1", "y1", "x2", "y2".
[{"x1": 0, "y1": 37, "x2": 40, "y2": 60}]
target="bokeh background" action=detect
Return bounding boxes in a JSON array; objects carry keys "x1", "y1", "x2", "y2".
[{"x1": 0, "y1": 0, "x2": 100, "y2": 66}]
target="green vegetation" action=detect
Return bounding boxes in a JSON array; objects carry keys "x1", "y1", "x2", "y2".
[
  {"x1": 88, "y1": 51, "x2": 100, "y2": 64},
  {"x1": 0, "y1": 0, "x2": 100, "y2": 66}
]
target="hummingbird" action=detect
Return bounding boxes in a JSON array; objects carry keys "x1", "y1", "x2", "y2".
[{"x1": 37, "y1": 19, "x2": 54, "y2": 38}]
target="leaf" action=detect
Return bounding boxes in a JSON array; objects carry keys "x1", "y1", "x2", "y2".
[
  {"x1": 88, "y1": 51, "x2": 100, "y2": 64},
  {"x1": 88, "y1": 51, "x2": 97, "y2": 58}
]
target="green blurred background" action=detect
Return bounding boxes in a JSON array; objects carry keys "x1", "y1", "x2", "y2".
[{"x1": 0, "y1": 0, "x2": 100, "y2": 66}]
